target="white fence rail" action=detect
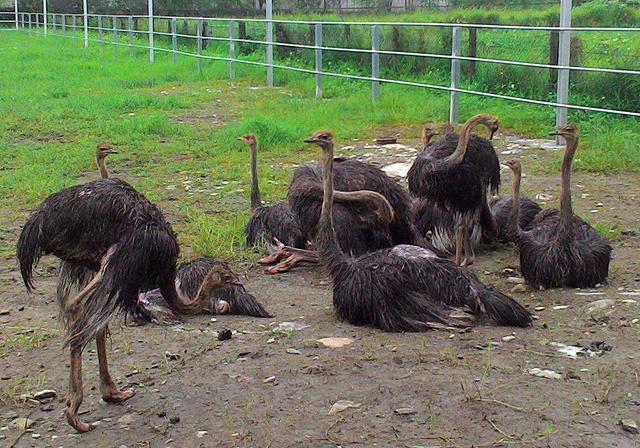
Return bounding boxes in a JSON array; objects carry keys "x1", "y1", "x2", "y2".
[{"x1": 2, "y1": 5, "x2": 640, "y2": 128}]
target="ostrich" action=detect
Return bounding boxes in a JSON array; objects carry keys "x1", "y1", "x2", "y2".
[
  {"x1": 407, "y1": 114, "x2": 500, "y2": 265},
  {"x1": 240, "y1": 135, "x2": 306, "y2": 251},
  {"x1": 305, "y1": 130, "x2": 532, "y2": 331},
  {"x1": 95, "y1": 143, "x2": 118, "y2": 179},
  {"x1": 421, "y1": 123, "x2": 439, "y2": 151},
  {"x1": 505, "y1": 125, "x2": 612, "y2": 289},
  {"x1": 16, "y1": 179, "x2": 220, "y2": 432},
  {"x1": 138, "y1": 257, "x2": 272, "y2": 319},
  {"x1": 490, "y1": 184, "x2": 542, "y2": 244}
]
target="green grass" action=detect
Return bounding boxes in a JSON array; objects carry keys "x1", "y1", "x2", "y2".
[{"x1": 0, "y1": 31, "x2": 638, "y2": 261}]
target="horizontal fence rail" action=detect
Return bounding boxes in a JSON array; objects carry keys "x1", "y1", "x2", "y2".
[{"x1": 2, "y1": 8, "x2": 640, "y2": 123}]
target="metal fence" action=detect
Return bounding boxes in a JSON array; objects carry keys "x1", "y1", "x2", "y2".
[{"x1": 2, "y1": 1, "x2": 640, "y2": 135}]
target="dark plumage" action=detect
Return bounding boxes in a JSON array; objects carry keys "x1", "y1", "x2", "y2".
[
  {"x1": 241, "y1": 135, "x2": 305, "y2": 250},
  {"x1": 16, "y1": 178, "x2": 194, "y2": 432},
  {"x1": 407, "y1": 115, "x2": 500, "y2": 265},
  {"x1": 138, "y1": 257, "x2": 271, "y2": 320},
  {"x1": 490, "y1": 195, "x2": 542, "y2": 243},
  {"x1": 306, "y1": 130, "x2": 532, "y2": 332},
  {"x1": 504, "y1": 126, "x2": 612, "y2": 289}
]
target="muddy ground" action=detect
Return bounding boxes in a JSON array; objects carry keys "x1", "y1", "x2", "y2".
[{"x1": 1, "y1": 132, "x2": 639, "y2": 448}]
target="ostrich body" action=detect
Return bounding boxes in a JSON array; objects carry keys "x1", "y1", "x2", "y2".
[
  {"x1": 138, "y1": 257, "x2": 271, "y2": 320},
  {"x1": 306, "y1": 130, "x2": 532, "y2": 331},
  {"x1": 505, "y1": 125, "x2": 612, "y2": 289},
  {"x1": 16, "y1": 178, "x2": 234, "y2": 432},
  {"x1": 490, "y1": 195, "x2": 542, "y2": 243},
  {"x1": 407, "y1": 115, "x2": 500, "y2": 265},
  {"x1": 241, "y1": 135, "x2": 306, "y2": 251}
]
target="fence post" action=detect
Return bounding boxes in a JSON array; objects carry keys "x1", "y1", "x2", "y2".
[
  {"x1": 128, "y1": 16, "x2": 134, "y2": 51},
  {"x1": 148, "y1": 0, "x2": 154, "y2": 63},
  {"x1": 42, "y1": 0, "x2": 47, "y2": 36},
  {"x1": 229, "y1": 19, "x2": 236, "y2": 79},
  {"x1": 371, "y1": 24, "x2": 381, "y2": 103},
  {"x1": 315, "y1": 23, "x2": 323, "y2": 99},
  {"x1": 82, "y1": 0, "x2": 88, "y2": 48},
  {"x1": 266, "y1": 0, "x2": 274, "y2": 87},
  {"x1": 113, "y1": 16, "x2": 118, "y2": 47},
  {"x1": 28, "y1": 13, "x2": 32, "y2": 34},
  {"x1": 14, "y1": 0, "x2": 18, "y2": 30},
  {"x1": 197, "y1": 19, "x2": 203, "y2": 73},
  {"x1": 63, "y1": 15, "x2": 67, "y2": 36},
  {"x1": 468, "y1": 28, "x2": 477, "y2": 81},
  {"x1": 171, "y1": 17, "x2": 177, "y2": 63},
  {"x1": 449, "y1": 26, "x2": 462, "y2": 125},
  {"x1": 556, "y1": 0, "x2": 572, "y2": 143},
  {"x1": 72, "y1": 15, "x2": 76, "y2": 35}
]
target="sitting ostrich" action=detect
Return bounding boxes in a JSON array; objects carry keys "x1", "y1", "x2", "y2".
[
  {"x1": 490, "y1": 193, "x2": 542, "y2": 244},
  {"x1": 407, "y1": 115, "x2": 500, "y2": 265},
  {"x1": 305, "y1": 130, "x2": 532, "y2": 331},
  {"x1": 240, "y1": 135, "x2": 306, "y2": 251},
  {"x1": 17, "y1": 178, "x2": 229, "y2": 432},
  {"x1": 138, "y1": 257, "x2": 271, "y2": 319},
  {"x1": 504, "y1": 125, "x2": 612, "y2": 289}
]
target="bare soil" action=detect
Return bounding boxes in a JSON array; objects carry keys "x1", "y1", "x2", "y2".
[{"x1": 1, "y1": 133, "x2": 639, "y2": 448}]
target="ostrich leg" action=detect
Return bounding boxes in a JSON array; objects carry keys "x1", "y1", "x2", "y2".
[
  {"x1": 265, "y1": 248, "x2": 319, "y2": 274},
  {"x1": 454, "y1": 226, "x2": 464, "y2": 266},
  {"x1": 461, "y1": 223, "x2": 476, "y2": 267},
  {"x1": 96, "y1": 327, "x2": 135, "y2": 403},
  {"x1": 65, "y1": 344, "x2": 92, "y2": 432}
]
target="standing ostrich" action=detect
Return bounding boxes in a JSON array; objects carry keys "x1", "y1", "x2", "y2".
[
  {"x1": 240, "y1": 135, "x2": 306, "y2": 251},
  {"x1": 305, "y1": 130, "x2": 532, "y2": 331},
  {"x1": 407, "y1": 115, "x2": 500, "y2": 265},
  {"x1": 16, "y1": 179, "x2": 226, "y2": 432},
  {"x1": 505, "y1": 125, "x2": 612, "y2": 289},
  {"x1": 138, "y1": 257, "x2": 272, "y2": 319}
]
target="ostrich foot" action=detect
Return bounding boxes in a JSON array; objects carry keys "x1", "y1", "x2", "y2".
[
  {"x1": 461, "y1": 256, "x2": 475, "y2": 267},
  {"x1": 258, "y1": 239, "x2": 288, "y2": 265},
  {"x1": 102, "y1": 386, "x2": 135, "y2": 403},
  {"x1": 65, "y1": 410, "x2": 94, "y2": 433},
  {"x1": 265, "y1": 252, "x2": 319, "y2": 275}
]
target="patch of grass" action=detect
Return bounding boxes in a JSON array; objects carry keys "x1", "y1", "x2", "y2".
[
  {"x1": 590, "y1": 221, "x2": 624, "y2": 241},
  {"x1": 0, "y1": 329, "x2": 53, "y2": 360},
  {"x1": 0, "y1": 374, "x2": 47, "y2": 405}
]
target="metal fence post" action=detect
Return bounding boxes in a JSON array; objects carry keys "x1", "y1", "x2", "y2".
[
  {"x1": 171, "y1": 17, "x2": 177, "y2": 63},
  {"x1": 371, "y1": 24, "x2": 381, "y2": 103},
  {"x1": 43, "y1": 0, "x2": 47, "y2": 36},
  {"x1": 83, "y1": 0, "x2": 88, "y2": 48},
  {"x1": 556, "y1": 0, "x2": 572, "y2": 143},
  {"x1": 197, "y1": 19, "x2": 203, "y2": 73},
  {"x1": 72, "y1": 15, "x2": 76, "y2": 35},
  {"x1": 98, "y1": 16, "x2": 103, "y2": 44},
  {"x1": 113, "y1": 16, "x2": 118, "y2": 47},
  {"x1": 64, "y1": 15, "x2": 68, "y2": 36},
  {"x1": 28, "y1": 13, "x2": 32, "y2": 34},
  {"x1": 229, "y1": 19, "x2": 236, "y2": 79},
  {"x1": 266, "y1": 0, "x2": 274, "y2": 87},
  {"x1": 449, "y1": 26, "x2": 462, "y2": 125},
  {"x1": 148, "y1": 0, "x2": 154, "y2": 63},
  {"x1": 128, "y1": 16, "x2": 134, "y2": 51},
  {"x1": 315, "y1": 23, "x2": 323, "y2": 99},
  {"x1": 14, "y1": 0, "x2": 18, "y2": 30}
]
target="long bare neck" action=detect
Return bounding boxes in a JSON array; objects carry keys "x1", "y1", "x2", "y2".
[
  {"x1": 508, "y1": 168, "x2": 523, "y2": 240},
  {"x1": 249, "y1": 143, "x2": 261, "y2": 210},
  {"x1": 448, "y1": 117, "x2": 481, "y2": 163},
  {"x1": 97, "y1": 156, "x2": 109, "y2": 179},
  {"x1": 559, "y1": 137, "x2": 578, "y2": 234},
  {"x1": 317, "y1": 142, "x2": 347, "y2": 268}
]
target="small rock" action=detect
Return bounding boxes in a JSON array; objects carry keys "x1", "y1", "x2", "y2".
[
  {"x1": 534, "y1": 306, "x2": 546, "y2": 311},
  {"x1": 584, "y1": 299, "x2": 615, "y2": 315},
  {"x1": 0, "y1": 309, "x2": 10, "y2": 316},
  {"x1": 511, "y1": 284, "x2": 527, "y2": 293},
  {"x1": 196, "y1": 430, "x2": 208, "y2": 438},
  {"x1": 502, "y1": 335, "x2": 516, "y2": 342},
  {"x1": 317, "y1": 337, "x2": 354, "y2": 348},
  {"x1": 328, "y1": 400, "x2": 361, "y2": 415},
  {"x1": 394, "y1": 408, "x2": 416, "y2": 415},
  {"x1": 33, "y1": 390, "x2": 57, "y2": 401},
  {"x1": 528, "y1": 368, "x2": 562, "y2": 380},
  {"x1": 507, "y1": 277, "x2": 526, "y2": 284},
  {"x1": 31, "y1": 433, "x2": 41, "y2": 439},
  {"x1": 619, "y1": 419, "x2": 638, "y2": 434},
  {"x1": 10, "y1": 418, "x2": 34, "y2": 431},
  {"x1": 286, "y1": 348, "x2": 302, "y2": 355},
  {"x1": 263, "y1": 376, "x2": 276, "y2": 384},
  {"x1": 553, "y1": 305, "x2": 570, "y2": 310},
  {"x1": 266, "y1": 338, "x2": 276, "y2": 344},
  {"x1": 169, "y1": 416, "x2": 180, "y2": 424},
  {"x1": 217, "y1": 329, "x2": 232, "y2": 341},
  {"x1": 40, "y1": 404, "x2": 54, "y2": 412}
]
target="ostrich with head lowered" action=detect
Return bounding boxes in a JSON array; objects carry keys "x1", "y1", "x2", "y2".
[{"x1": 304, "y1": 130, "x2": 532, "y2": 331}]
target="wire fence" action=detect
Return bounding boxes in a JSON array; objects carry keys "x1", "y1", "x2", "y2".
[{"x1": 2, "y1": 6, "x2": 640, "y2": 129}]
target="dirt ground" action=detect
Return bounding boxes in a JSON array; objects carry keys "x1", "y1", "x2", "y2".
[{"x1": 1, "y1": 132, "x2": 639, "y2": 448}]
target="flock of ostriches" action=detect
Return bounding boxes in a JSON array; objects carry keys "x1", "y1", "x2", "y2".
[{"x1": 16, "y1": 114, "x2": 612, "y2": 432}]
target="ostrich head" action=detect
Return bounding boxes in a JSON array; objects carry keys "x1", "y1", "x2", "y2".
[
  {"x1": 201, "y1": 264, "x2": 243, "y2": 315},
  {"x1": 304, "y1": 130, "x2": 334, "y2": 151},
  {"x1": 422, "y1": 124, "x2": 439, "y2": 147},
  {"x1": 502, "y1": 158, "x2": 521, "y2": 173},
  {"x1": 96, "y1": 143, "x2": 118, "y2": 160},
  {"x1": 550, "y1": 124, "x2": 579, "y2": 143},
  {"x1": 474, "y1": 114, "x2": 500, "y2": 140},
  {"x1": 238, "y1": 134, "x2": 258, "y2": 146}
]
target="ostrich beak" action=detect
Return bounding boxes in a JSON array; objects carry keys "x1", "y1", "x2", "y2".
[
  {"x1": 107, "y1": 150, "x2": 119, "y2": 154},
  {"x1": 237, "y1": 137, "x2": 245, "y2": 141},
  {"x1": 304, "y1": 137, "x2": 317, "y2": 144},
  {"x1": 549, "y1": 131, "x2": 560, "y2": 136}
]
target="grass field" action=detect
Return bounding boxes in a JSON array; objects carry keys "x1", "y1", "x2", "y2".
[{"x1": 0, "y1": 30, "x2": 638, "y2": 262}]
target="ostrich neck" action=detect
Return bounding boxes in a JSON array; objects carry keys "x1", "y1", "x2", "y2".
[
  {"x1": 508, "y1": 169, "x2": 523, "y2": 239},
  {"x1": 97, "y1": 156, "x2": 109, "y2": 179},
  {"x1": 559, "y1": 138, "x2": 578, "y2": 234},
  {"x1": 447, "y1": 118, "x2": 478, "y2": 163},
  {"x1": 317, "y1": 142, "x2": 347, "y2": 268},
  {"x1": 249, "y1": 143, "x2": 261, "y2": 210}
]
